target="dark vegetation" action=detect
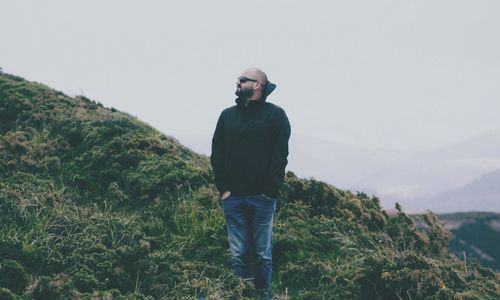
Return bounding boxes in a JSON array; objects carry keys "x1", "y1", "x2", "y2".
[
  {"x1": 0, "y1": 73, "x2": 499, "y2": 299},
  {"x1": 436, "y1": 213, "x2": 500, "y2": 272}
]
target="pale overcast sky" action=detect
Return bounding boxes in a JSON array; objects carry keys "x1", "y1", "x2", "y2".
[{"x1": 1, "y1": 0, "x2": 499, "y2": 152}]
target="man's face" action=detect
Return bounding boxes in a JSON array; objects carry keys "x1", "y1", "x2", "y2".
[{"x1": 235, "y1": 75, "x2": 257, "y2": 99}]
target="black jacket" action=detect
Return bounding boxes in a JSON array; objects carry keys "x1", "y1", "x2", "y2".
[{"x1": 210, "y1": 82, "x2": 291, "y2": 198}]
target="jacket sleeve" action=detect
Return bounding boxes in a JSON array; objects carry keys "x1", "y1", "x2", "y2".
[
  {"x1": 264, "y1": 109, "x2": 291, "y2": 198},
  {"x1": 210, "y1": 112, "x2": 229, "y2": 195}
]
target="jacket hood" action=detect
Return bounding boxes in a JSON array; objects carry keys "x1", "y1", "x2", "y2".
[
  {"x1": 263, "y1": 80, "x2": 276, "y2": 100},
  {"x1": 235, "y1": 80, "x2": 277, "y2": 107}
]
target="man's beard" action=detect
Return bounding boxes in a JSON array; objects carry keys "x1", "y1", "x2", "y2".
[{"x1": 235, "y1": 86, "x2": 254, "y2": 99}]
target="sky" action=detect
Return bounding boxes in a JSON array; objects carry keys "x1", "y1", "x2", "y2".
[{"x1": 1, "y1": 0, "x2": 499, "y2": 152}]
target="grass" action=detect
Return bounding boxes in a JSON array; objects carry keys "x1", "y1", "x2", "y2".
[{"x1": 0, "y1": 72, "x2": 499, "y2": 299}]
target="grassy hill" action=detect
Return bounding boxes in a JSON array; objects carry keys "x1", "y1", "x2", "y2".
[{"x1": 0, "y1": 72, "x2": 499, "y2": 299}]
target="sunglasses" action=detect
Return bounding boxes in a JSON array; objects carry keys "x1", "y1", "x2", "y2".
[{"x1": 238, "y1": 76, "x2": 259, "y2": 84}]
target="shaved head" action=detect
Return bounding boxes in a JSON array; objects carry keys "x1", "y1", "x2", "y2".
[
  {"x1": 236, "y1": 67, "x2": 272, "y2": 102},
  {"x1": 242, "y1": 67, "x2": 268, "y2": 86}
]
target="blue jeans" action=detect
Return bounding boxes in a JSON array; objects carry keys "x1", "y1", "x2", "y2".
[{"x1": 221, "y1": 193, "x2": 277, "y2": 299}]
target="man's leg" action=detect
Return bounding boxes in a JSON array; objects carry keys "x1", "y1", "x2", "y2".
[
  {"x1": 221, "y1": 195, "x2": 253, "y2": 280},
  {"x1": 249, "y1": 194, "x2": 277, "y2": 299}
]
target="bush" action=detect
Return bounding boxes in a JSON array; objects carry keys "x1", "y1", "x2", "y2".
[
  {"x1": 0, "y1": 288, "x2": 21, "y2": 300},
  {"x1": 0, "y1": 260, "x2": 28, "y2": 295},
  {"x1": 33, "y1": 274, "x2": 73, "y2": 300}
]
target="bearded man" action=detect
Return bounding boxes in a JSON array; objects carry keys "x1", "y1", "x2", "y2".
[{"x1": 210, "y1": 67, "x2": 291, "y2": 299}]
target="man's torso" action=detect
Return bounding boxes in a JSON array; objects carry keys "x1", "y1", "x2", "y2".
[{"x1": 220, "y1": 101, "x2": 283, "y2": 196}]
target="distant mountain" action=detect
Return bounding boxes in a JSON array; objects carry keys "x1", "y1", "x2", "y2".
[
  {"x1": 361, "y1": 130, "x2": 500, "y2": 211},
  {"x1": 409, "y1": 170, "x2": 500, "y2": 213}
]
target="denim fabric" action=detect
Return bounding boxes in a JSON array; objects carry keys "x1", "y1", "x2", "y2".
[{"x1": 221, "y1": 193, "x2": 277, "y2": 299}]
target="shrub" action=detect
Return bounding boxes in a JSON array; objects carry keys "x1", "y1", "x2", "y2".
[
  {"x1": 0, "y1": 260, "x2": 28, "y2": 295},
  {"x1": 0, "y1": 288, "x2": 21, "y2": 300}
]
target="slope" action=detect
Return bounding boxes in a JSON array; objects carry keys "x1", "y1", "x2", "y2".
[{"x1": 0, "y1": 73, "x2": 498, "y2": 299}]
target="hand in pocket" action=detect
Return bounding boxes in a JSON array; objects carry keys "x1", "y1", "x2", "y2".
[{"x1": 221, "y1": 191, "x2": 231, "y2": 200}]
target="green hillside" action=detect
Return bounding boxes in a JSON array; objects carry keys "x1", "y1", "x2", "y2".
[{"x1": 0, "y1": 73, "x2": 499, "y2": 299}]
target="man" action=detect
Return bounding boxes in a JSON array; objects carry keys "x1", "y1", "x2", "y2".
[{"x1": 210, "y1": 68, "x2": 291, "y2": 299}]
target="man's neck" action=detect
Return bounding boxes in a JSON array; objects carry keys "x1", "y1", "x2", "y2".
[
  {"x1": 246, "y1": 95, "x2": 263, "y2": 105},
  {"x1": 243, "y1": 98, "x2": 257, "y2": 107},
  {"x1": 237, "y1": 96, "x2": 262, "y2": 108}
]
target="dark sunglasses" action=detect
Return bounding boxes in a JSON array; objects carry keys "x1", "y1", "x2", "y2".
[{"x1": 238, "y1": 76, "x2": 259, "y2": 84}]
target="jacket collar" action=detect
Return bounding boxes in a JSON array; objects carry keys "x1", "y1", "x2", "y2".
[{"x1": 235, "y1": 97, "x2": 265, "y2": 110}]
